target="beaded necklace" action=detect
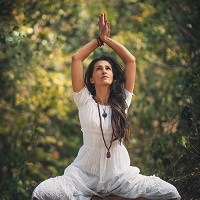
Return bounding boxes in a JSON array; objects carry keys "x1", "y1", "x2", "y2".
[{"x1": 93, "y1": 96, "x2": 113, "y2": 158}]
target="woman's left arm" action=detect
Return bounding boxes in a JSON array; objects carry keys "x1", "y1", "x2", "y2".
[
  {"x1": 105, "y1": 38, "x2": 136, "y2": 93},
  {"x1": 99, "y1": 12, "x2": 136, "y2": 93}
]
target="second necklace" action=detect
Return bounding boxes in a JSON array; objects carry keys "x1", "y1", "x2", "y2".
[{"x1": 96, "y1": 102, "x2": 113, "y2": 158}]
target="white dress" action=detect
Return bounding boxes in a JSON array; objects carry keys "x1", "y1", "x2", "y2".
[{"x1": 32, "y1": 86, "x2": 181, "y2": 200}]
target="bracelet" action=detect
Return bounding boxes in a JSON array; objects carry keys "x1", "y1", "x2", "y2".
[{"x1": 97, "y1": 36, "x2": 104, "y2": 47}]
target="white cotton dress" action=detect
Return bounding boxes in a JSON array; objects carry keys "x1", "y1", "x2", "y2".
[{"x1": 32, "y1": 86, "x2": 181, "y2": 200}]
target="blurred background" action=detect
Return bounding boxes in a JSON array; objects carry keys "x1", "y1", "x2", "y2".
[{"x1": 0, "y1": 0, "x2": 199, "y2": 199}]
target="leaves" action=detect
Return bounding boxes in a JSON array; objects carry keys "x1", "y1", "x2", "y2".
[{"x1": 0, "y1": 0, "x2": 199, "y2": 199}]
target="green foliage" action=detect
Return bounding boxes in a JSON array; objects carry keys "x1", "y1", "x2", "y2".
[{"x1": 0, "y1": 0, "x2": 199, "y2": 199}]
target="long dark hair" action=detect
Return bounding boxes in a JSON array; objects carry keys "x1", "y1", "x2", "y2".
[{"x1": 84, "y1": 55, "x2": 131, "y2": 143}]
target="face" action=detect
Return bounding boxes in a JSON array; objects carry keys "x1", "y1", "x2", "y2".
[{"x1": 90, "y1": 60, "x2": 113, "y2": 87}]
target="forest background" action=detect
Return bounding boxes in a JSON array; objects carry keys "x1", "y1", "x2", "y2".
[{"x1": 0, "y1": 0, "x2": 199, "y2": 199}]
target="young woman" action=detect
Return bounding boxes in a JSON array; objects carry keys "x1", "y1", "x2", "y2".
[{"x1": 32, "y1": 12, "x2": 181, "y2": 200}]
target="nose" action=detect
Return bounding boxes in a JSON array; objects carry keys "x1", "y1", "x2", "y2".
[{"x1": 102, "y1": 67, "x2": 107, "y2": 74}]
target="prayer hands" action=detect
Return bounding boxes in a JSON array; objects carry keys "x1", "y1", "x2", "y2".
[{"x1": 98, "y1": 12, "x2": 110, "y2": 42}]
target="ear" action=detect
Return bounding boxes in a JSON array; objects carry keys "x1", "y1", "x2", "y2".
[{"x1": 90, "y1": 78, "x2": 94, "y2": 84}]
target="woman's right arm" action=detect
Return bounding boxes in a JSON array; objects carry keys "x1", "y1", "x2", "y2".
[{"x1": 71, "y1": 40, "x2": 99, "y2": 92}]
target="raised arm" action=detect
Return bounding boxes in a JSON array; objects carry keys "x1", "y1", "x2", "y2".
[
  {"x1": 71, "y1": 40, "x2": 99, "y2": 92},
  {"x1": 99, "y1": 12, "x2": 136, "y2": 93},
  {"x1": 104, "y1": 38, "x2": 136, "y2": 93},
  {"x1": 71, "y1": 12, "x2": 136, "y2": 93},
  {"x1": 71, "y1": 12, "x2": 111, "y2": 92}
]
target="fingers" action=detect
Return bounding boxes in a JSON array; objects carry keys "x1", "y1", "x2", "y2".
[
  {"x1": 103, "y1": 11, "x2": 106, "y2": 22},
  {"x1": 98, "y1": 11, "x2": 110, "y2": 37},
  {"x1": 99, "y1": 12, "x2": 104, "y2": 25},
  {"x1": 98, "y1": 13, "x2": 103, "y2": 30},
  {"x1": 98, "y1": 12, "x2": 107, "y2": 24}
]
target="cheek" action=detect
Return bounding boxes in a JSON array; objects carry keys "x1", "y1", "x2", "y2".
[
  {"x1": 110, "y1": 72, "x2": 114, "y2": 80},
  {"x1": 91, "y1": 71, "x2": 99, "y2": 82}
]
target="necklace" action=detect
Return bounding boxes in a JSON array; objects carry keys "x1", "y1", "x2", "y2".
[
  {"x1": 97, "y1": 102, "x2": 113, "y2": 158},
  {"x1": 93, "y1": 96, "x2": 113, "y2": 158},
  {"x1": 94, "y1": 96, "x2": 108, "y2": 119}
]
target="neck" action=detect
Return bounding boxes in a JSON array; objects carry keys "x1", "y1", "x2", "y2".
[{"x1": 95, "y1": 86, "x2": 110, "y2": 105}]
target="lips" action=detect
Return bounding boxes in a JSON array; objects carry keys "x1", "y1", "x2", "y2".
[{"x1": 101, "y1": 75, "x2": 109, "y2": 79}]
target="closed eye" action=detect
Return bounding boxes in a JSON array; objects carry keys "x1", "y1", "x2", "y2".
[
  {"x1": 96, "y1": 67, "x2": 102, "y2": 70},
  {"x1": 106, "y1": 66, "x2": 112, "y2": 70},
  {"x1": 94, "y1": 65, "x2": 112, "y2": 71}
]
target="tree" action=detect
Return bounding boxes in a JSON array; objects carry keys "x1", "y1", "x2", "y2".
[{"x1": 0, "y1": 0, "x2": 199, "y2": 199}]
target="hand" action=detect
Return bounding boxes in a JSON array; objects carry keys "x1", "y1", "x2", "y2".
[{"x1": 98, "y1": 12, "x2": 110, "y2": 42}]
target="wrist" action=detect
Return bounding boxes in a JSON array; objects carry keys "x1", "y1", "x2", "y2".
[
  {"x1": 100, "y1": 35, "x2": 108, "y2": 43},
  {"x1": 97, "y1": 36, "x2": 104, "y2": 47}
]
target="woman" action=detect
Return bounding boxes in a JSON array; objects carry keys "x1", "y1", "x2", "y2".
[{"x1": 32, "y1": 12, "x2": 181, "y2": 200}]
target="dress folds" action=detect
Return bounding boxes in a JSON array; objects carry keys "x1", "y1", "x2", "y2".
[{"x1": 32, "y1": 86, "x2": 181, "y2": 200}]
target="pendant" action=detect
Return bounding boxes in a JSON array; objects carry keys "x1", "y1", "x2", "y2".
[
  {"x1": 102, "y1": 112, "x2": 107, "y2": 118},
  {"x1": 102, "y1": 108, "x2": 107, "y2": 118},
  {"x1": 106, "y1": 151, "x2": 111, "y2": 158}
]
